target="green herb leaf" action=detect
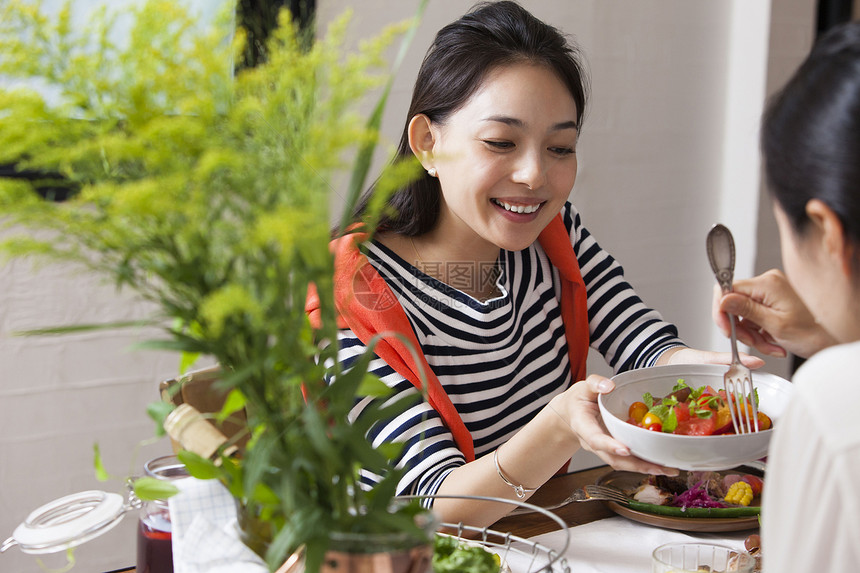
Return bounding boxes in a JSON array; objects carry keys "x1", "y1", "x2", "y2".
[
  {"x1": 671, "y1": 379, "x2": 688, "y2": 392},
  {"x1": 643, "y1": 392, "x2": 654, "y2": 409},
  {"x1": 179, "y1": 351, "x2": 201, "y2": 376},
  {"x1": 357, "y1": 375, "x2": 394, "y2": 398},
  {"x1": 146, "y1": 401, "x2": 175, "y2": 437},
  {"x1": 694, "y1": 408, "x2": 713, "y2": 419},
  {"x1": 216, "y1": 388, "x2": 246, "y2": 424},
  {"x1": 134, "y1": 476, "x2": 180, "y2": 501},
  {"x1": 663, "y1": 407, "x2": 678, "y2": 433},
  {"x1": 177, "y1": 450, "x2": 223, "y2": 480},
  {"x1": 93, "y1": 443, "x2": 109, "y2": 482}
]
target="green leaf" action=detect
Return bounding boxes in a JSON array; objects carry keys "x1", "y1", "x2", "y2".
[
  {"x1": 694, "y1": 408, "x2": 713, "y2": 419},
  {"x1": 357, "y1": 374, "x2": 393, "y2": 398},
  {"x1": 375, "y1": 441, "x2": 404, "y2": 461},
  {"x1": 93, "y1": 443, "x2": 109, "y2": 482},
  {"x1": 649, "y1": 404, "x2": 670, "y2": 422},
  {"x1": 662, "y1": 407, "x2": 678, "y2": 433},
  {"x1": 131, "y1": 337, "x2": 211, "y2": 355},
  {"x1": 13, "y1": 319, "x2": 157, "y2": 337},
  {"x1": 179, "y1": 351, "x2": 201, "y2": 375},
  {"x1": 134, "y1": 476, "x2": 180, "y2": 501},
  {"x1": 643, "y1": 392, "x2": 654, "y2": 409},
  {"x1": 250, "y1": 482, "x2": 280, "y2": 506},
  {"x1": 177, "y1": 450, "x2": 223, "y2": 480},
  {"x1": 216, "y1": 388, "x2": 247, "y2": 424},
  {"x1": 146, "y1": 400, "x2": 175, "y2": 437}
]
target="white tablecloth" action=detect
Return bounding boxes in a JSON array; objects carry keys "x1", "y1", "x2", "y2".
[
  {"x1": 170, "y1": 478, "x2": 753, "y2": 573},
  {"x1": 505, "y1": 516, "x2": 751, "y2": 573}
]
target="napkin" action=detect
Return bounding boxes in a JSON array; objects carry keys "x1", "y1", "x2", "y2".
[
  {"x1": 505, "y1": 516, "x2": 751, "y2": 573},
  {"x1": 168, "y1": 477, "x2": 268, "y2": 573}
]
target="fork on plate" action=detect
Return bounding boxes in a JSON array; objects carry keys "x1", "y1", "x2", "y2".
[
  {"x1": 706, "y1": 224, "x2": 760, "y2": 434},
  {"x1": 509, "y1": 484, "x2": 631, "y2": 515}
]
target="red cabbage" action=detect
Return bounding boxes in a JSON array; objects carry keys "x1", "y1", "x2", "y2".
[{"x1": 671, "y1": 480, "x2": 727, "y2": 509}]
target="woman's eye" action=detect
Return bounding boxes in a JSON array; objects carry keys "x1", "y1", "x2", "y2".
[
  {"x1": 484, "y1": 140, "x2": 514, "y2": 150},
  {"x1": 549, "y1": 146, "x2": 575, "y2": 156}
]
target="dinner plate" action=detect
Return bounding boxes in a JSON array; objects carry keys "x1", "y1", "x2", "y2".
[{"x1": 595, "y1": 469, "x2": 761, "y2": 533}]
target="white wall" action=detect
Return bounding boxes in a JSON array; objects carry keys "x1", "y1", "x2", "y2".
[
  {"x1": 1, "y1": 1, "x2": 815, "y2": 571},
  {"x1": 0, "y1": 262, "x2": 181, "y2": 572}
]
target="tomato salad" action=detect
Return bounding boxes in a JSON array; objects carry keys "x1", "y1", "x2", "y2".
[{"x1": 626, "y1": 379, "x2": 772, "y2": 436}]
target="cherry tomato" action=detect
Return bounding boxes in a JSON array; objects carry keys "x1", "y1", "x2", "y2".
[
  {"x1": 741, "y1": 475, "x2": 763, "y2": 496},
  {"x1": 640, "y1": 412, "x2": 662, "y2": 428},
  {"x1": 645, "y1": 422, "x2": 663, "y2": 432},
  {"x1": 628, "y1": 401, "x2": 649, "y2": 424},
  {"x1": 757, "y1": 412, "x2": 773, "y2": 431}
]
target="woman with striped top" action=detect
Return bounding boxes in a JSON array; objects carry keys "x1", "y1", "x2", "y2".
[{"x1": 333, "y1": 1, "x2": 762, "y2": 528}]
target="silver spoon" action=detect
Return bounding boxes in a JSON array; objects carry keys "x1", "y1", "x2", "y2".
[{"x1": 706, "y1": 224, "x2": 759, "y2": 434}]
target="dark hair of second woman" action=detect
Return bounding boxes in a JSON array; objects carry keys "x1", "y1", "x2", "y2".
[
  {"x1": 353, "y1": 0, "x2": 590, "y2": 235},
  {"x1": 761, "y1": 21, "x2": 860, "y2": 253}
]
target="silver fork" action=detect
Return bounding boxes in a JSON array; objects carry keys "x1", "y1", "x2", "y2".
[
  {"x1": 707, "y1": 224, "x2": 759, "y2": 434},
  {"x1": 509, "y1": 484, "x2": 631, "y2": 515}
]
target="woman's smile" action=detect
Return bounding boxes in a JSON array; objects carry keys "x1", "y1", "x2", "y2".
[{"x1": 491, "y1": 198, "x2": 546, "y2": 219}]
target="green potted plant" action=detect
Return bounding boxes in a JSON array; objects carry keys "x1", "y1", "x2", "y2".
[{"x1": 0, "y1": 0, "x2": 433, "y2": 571}]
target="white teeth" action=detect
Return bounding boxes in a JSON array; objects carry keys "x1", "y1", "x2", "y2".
[{"x1": 493, "y1": 199, "x2": 540, "y2": 214}]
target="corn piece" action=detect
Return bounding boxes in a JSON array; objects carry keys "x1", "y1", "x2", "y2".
[{"x1": 724, "y1": 481, "x2": 754, "y2": 506}]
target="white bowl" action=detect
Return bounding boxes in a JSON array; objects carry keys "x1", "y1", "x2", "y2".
[{"x1": 598, "y1": 364, "x2": 794, "y2": 471}]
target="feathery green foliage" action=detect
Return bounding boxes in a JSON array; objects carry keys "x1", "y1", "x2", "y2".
[{"x1": 0, "y1": 1, "x2": 428, "y2": 570}]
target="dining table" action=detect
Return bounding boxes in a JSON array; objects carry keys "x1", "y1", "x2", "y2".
[{"x1": 113, "y1": 464, "x2": 759, "y2": 572}]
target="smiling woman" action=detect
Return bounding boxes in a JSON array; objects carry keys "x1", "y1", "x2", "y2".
[
  {"x1": 408, "y1": 62, "x2": 580, "y2": 257},
  {"x1": 321, "y1": 0, "x2": 760, "y2": 531}
]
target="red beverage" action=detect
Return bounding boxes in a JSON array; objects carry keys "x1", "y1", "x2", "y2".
[
  {"x1": 136, "y1": 455, "x2": 187, "y2": 573},
  {"x1": 136, "y1": 512, "x2": 174, "y2": 573}
]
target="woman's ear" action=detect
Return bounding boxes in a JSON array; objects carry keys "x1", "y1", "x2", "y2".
[
  {"x1": 407, "y1": 114, "x2": 436, "y2": 170},
  {"x1": 806, "y1": 199, "x2": 853, "y2": 276}
]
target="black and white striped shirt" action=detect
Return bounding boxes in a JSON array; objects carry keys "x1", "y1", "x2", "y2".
[{"x1": 335, "y1": 203, "x2": 684, "y2": 497}]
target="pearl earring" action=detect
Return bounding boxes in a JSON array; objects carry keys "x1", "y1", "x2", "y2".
[{"x1": 427, "y1": 167, "x2": 437, "y2": 178}]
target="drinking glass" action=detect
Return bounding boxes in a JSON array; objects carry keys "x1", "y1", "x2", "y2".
[{"x1": 652, "y1": 542, "x2": 754, "y2": 573}]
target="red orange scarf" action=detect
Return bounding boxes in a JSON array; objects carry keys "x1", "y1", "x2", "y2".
[{"x1": 306, "y1": 214, "x2": 589, "y2": 462}]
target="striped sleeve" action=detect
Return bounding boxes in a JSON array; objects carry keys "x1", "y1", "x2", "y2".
[{"x1": 562, "y1": 205, "x2": 685, "y2": 371}]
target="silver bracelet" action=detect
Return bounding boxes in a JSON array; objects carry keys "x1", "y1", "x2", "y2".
[{"x1": 493, "y1": 448, "x2": 538, "y2": 499}]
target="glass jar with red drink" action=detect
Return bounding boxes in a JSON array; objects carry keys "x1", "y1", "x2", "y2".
[{"x1": 136, "y1": 455, "x2": 188, "y2": 573}]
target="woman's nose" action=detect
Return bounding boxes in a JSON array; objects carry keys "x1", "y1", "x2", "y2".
[{"x1": 511, "y1": 150, "x2": 547, "y2": 190}]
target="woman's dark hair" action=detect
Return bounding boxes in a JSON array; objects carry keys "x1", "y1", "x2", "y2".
[
  {"x1": 762, "y1": 21, "x2": 860, "y2": 251},
  {"x1": 354, "y1": 0, "x2": 589, "y2": 235}
]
